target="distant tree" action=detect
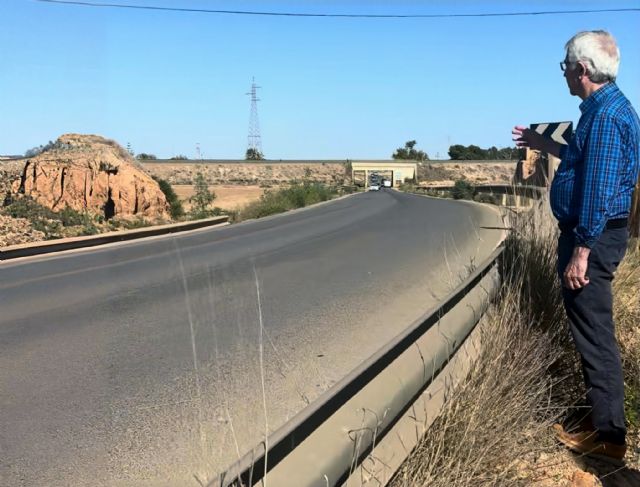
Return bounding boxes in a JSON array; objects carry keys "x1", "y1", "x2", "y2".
[
  {"x1": 344, "y1": 160, "x2": 352, "y2": 176},
  {"x1": 497, "y1": 147, "x2": 524, "y2": 160},
  {"x1": 190, "y1": 172, "x2": 216, "y2": 218},
  {"x1": 136, "y1": 153, "x2": 157, "y2": 160},
  {"x1": 153, "y1": 176, "x2": 185, "y2": 220},
  {"x1": 24, "y1": 140, "x2": 55, "y2": 158},
  {"x1": 448, "y1": 144, "x2": 522, "y2": 161},
  {"x1": 447, "y1": 144, "x2": 466, "y2": 160},
  {"x1": 170, "y1": 154, "x2": 189, "y2": 160},
  {"x1": 126, "y1": 142, "x2": 134, "y2": 156},
  {"x1": 245, "y1": 148, "x2": 264, "y2": 160},
  {"x1": 392, "y1": 140, "x2": 429, "y2": 161},
  {"x1": 24, "y1": 147, "x2": 40, "y2": 158}
]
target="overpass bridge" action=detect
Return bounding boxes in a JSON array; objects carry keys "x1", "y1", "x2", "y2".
[{"x1": 351, "y1": 161, "x2": 417, "y2": 187}]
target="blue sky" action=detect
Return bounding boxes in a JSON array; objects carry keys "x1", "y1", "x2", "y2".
[{"x1": 1, "y1": 0, "x2": 639, "y2": 159}]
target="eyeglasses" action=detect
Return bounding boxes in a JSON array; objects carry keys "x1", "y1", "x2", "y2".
[{"x1": 560, "y1": 61, "x2": 568, "y2": 71}]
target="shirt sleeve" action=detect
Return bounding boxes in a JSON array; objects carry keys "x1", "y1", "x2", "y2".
[{"x1": 575, "y1": 114, "x2": 624, "y2": 248}]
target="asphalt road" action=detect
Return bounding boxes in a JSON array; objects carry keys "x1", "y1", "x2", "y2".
[{"x1": 0, "y1": 190, "x2": 503, "y2": 486}]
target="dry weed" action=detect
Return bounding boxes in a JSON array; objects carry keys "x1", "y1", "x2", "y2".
[
  {"x1": 614, "y1": 241, "x2": 640, "y2": 458},
  {"x1": 391, "y1": 199, "x2": 640, "y2": 485}
]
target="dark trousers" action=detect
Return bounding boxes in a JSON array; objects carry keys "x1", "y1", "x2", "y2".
[{"x1": 557, "y1": 226, "x2": 629, "y2": 445}]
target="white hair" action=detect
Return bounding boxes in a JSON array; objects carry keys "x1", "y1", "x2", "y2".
[{"x1": 565, "y1": 30, "x2": 620, "y2": 83}]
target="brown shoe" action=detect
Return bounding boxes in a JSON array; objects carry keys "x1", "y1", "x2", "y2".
[{"x1": 552, "y1": 424, "x2": 627, "y2": 464}]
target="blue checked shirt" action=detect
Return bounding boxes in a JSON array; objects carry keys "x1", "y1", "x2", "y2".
[{"x1": 550, "y1": 82, "x2": 640, "y2": 248}]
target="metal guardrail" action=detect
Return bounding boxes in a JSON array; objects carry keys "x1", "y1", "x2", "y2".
[
  {"x1": 0, "y1": 216, "x2": 229, "y2": 260},
  {"x1": 414, "y1": 183, "x2": 545, "y2": 199},
  {"x1": 210, "y1": 187, "x2": 547, "y2": 486},
  {"x1": 213, "y1": 245, "x2": 504, "y2": 487}
]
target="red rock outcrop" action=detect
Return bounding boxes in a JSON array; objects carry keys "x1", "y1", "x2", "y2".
[{"x1": 12, "y1": 134, "x2": 168, "y2": 219}]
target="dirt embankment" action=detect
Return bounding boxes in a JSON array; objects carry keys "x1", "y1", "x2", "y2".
[
  {"x1": 143, "y1": 160, "x2": 516, "y2": 188},
  {"x1": 418, "y1": 161, "x2": 516, "y2": 186},
  {"x1": 142, "y1": 161, "x2": 351, "y2": 187}
]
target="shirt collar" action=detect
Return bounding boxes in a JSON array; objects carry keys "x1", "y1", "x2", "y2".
[{"x1": 579, "y1": 82, "x2": 618, "y2": 114}]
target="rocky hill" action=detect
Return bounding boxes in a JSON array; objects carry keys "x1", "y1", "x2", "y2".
[
  {"x1": 10, "y1": 134, "x2": 168, "y2": 220},
  {"x1": 1, "y1": 159, "x2": 25, "y2": 198}
]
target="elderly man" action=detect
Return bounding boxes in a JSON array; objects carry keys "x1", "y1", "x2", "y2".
[{"x1": 513, "y1": 30, "x2": 640, "y2": 462}]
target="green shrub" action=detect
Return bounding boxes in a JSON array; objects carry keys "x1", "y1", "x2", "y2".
[
  {"x1": 189, "y1": 173, "x2": 216, "y2": 219},
  {"x1": 2, "y1": 197, "x2": 98, "y2": 239},
  {"x1": 4, "y1": 196, "x2": 56, "y2": 221},
  {"x1": 398, "y1": 182, "x2": 417, "y2": 192},
  {"x1": 239, "y1": 181, "x2": 338, "y2": 221},
  {"x1": 153, "y1": 176, "x2": 185, "y2": 220},
  {"x1": 339, "y1": 185, "x2": 359, "y2": 194},
  {"x1": 58, "y1": 206, "x2": 94, "y2": 227},
  {"x1": 473, "y1": 192, "x2": 498, "y2": 205},
  {"x1": 188, "y1": 207, "x2": 226, "y2": 220},
  {"x1": 451, "y1": 179, "x2": 475, "y2": 200},
  {"x1": 109, "y1": 217, "x2": 150, "y2": 230}
]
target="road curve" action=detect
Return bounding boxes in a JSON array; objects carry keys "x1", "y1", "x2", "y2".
[{"x1": 0, "y1": 190, "x2": 503, "y2": 486}]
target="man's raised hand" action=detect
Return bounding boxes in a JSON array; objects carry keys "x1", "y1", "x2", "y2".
[{"x1": 512, "y1": 125, "x2": 535, "y2": 148}]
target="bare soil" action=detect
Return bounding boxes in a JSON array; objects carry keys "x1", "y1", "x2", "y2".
[
  {"x1": 142, "y1": 161, "x2": 350, "y2": 187},
  {"x1": 417, "y1": 161, "x2": 515, "y2": 186},
  {"x1": 173, "y1": 184, "x2": 264, "y2": 211}
]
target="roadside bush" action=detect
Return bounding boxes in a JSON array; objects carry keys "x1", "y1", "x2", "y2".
[
  {"x1": 153, "y1": 176, "x2": 185, "y2": 220},
  {"x1": 2, "y1": 197, "x2": 98, "y2": 239},
  {"x1": 107, "y1": 217, "x2": 151, "y2": 231},
  {"x1": 473, "y1": 192, "x2": 498, "y2": 205},
  {"x1": 451, "y1": 179, "x2": 475, "y2": 200},
  {"x1": 58, "y1": 205, "x2": 95, "y2": 227},
  {"x1": 189, "y1": 172, "x2": 216, "y2": 220},
  {"x1": 4, "y1": 196, "x2": 57, "y2": 221},
  {"x1": 239, "y1": 181, "x2": 338, "y2": 221},
  {"x1": 338, "y1": 185, "x2": 359, "y2": 195},
  {"x1": 398, "y1": 182, "x2": 417, "y2": 192},
  {"x1": 189, "y1": 206, "x2": 226, "y2": 220}
]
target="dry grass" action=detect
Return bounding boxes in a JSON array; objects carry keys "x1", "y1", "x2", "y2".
[
  {"x1": 614, "y1": 242, "x2": 640, "y2": 443},
  {"x1": 172, "y1": 185, "x2": 265, "y2": 211},
  {"x1": 391, "y1": 200, "x2": 640, "y2": 486}
]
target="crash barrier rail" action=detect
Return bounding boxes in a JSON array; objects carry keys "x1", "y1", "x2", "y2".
[
  {"x1": 413, "y1": 184, "x2": 546, "y2": 208},
  {"x1": 0, "y1": 215, "x2": 229, "y2": 260},
  {"x1": 214, "y1": 246, "x2": 504, "y2": 487},
  {"x1": 212, "y1": 188, "x2": 550, "y2": 486}
]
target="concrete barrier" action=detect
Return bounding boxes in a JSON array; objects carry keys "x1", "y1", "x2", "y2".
[{"x1": 0, "y1": 216, "x2": 229, "y2": 260}]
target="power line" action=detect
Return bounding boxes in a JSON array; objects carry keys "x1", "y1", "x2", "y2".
[{"x1": 35, "y1": 0, "x2": 640, "y2": 19}]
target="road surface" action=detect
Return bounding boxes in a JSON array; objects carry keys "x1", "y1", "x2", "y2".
[{"x1": 0, "y1": 190, "x2": 503, "y2": 486}]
